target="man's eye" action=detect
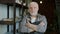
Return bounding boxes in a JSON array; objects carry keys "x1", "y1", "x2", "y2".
[
  {"x1": 30, "y1": 7, "x2": 32, "y2": 9},
  {"x1": 34, "y1": 7, "x2": 36, "y2": 8}
]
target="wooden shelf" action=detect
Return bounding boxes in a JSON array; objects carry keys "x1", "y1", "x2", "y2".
[
  {"x1": 0, "y1": 21, "x2": 14, "y2": 25},
  {"x1": 0, "y1": 0, "x2": 28, "y2": 9}
]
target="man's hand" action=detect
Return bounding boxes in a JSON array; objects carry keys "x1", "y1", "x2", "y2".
[
  {"x1": 25, "y1": 20, "x2": 37, "y2": 31},
  {"x1": 25, "y1": 20, "x2": 31, "y2": 28},
  {"x1": 39, "y1": 21, "x2": 45, "y2": 26},
  {"x1": 25, "y1": 20, "x2": 35, "y2": 32}
]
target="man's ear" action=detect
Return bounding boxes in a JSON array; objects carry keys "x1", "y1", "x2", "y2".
[{"x1": 37, "y1": 7, "x2": 39, "y2": 12}]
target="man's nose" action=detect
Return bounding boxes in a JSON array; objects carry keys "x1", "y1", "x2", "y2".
[{"x1": 32, "y1": 8, "x2": 34, "y2": 11}]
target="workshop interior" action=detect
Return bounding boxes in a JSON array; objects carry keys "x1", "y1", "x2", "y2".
[{"x1": 0, "y1": 0, "x2": 60, "y2": 34}]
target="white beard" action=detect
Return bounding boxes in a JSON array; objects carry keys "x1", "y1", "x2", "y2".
[{"x1": 30, "y1": 12, "x2": 37, "y2": 16}]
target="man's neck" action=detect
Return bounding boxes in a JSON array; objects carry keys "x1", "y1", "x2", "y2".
[{"x1": 31, "y1": 15, "x2": 37, "y2": 18}]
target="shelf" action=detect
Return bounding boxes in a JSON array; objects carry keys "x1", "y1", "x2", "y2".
[
  {"x1": 0, "y1": 18, "x2": 21, "y2": 25},
  {"x1": 0, "y1": 21, "x2": 14, "y2": 25},
  {"x1": 0, "y1": 0, "x2": 28, "y2": 9},
  {"x1": 0, "y1": 0, "x2": 28, "y2": 34}
]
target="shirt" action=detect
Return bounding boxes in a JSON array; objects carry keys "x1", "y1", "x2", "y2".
[{"x1": 18, "y1": 14, "x2": 47, "y2": 33}]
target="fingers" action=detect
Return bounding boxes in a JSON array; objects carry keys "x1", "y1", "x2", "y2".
[{"x1": 39, "y1": 21, "x2": 45, "y2": 26}]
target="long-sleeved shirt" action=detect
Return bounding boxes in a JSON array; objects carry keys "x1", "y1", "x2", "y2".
[{"x1": 18, "y1": 14, "x2": 47, "y2": 33}]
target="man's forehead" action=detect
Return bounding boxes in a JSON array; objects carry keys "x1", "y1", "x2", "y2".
[{"x1": 29, "y1": 2, "x2": 38, "y2": 7}]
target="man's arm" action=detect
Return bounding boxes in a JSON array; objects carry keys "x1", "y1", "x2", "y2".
[
  {"x1": 25, "y1": 16, "x2": 47, "y2": 32},
  {"x1": 25, "y1": 21, "x2": 45, "y2": 31}
]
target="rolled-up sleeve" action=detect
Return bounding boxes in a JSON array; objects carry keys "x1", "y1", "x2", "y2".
[{"x1": 36, "y1": 16, "x2": 47, "y2": 32}]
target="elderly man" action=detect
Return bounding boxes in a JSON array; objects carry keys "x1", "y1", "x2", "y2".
[{"x1": 19, "y1": 2, "x2": 47, "y2": 34}]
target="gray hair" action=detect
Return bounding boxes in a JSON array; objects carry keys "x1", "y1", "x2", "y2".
[{"x1": 28, "y1": 2, "x2": 39, "y2": 7}]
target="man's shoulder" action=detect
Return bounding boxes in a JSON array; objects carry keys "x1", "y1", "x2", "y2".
[
  {"x1": 38, "y1": 14, "x2": 46, "y2": 18},
  {"x1": 24, "y1": 14, "x2": 46, "y2": 18},
  {"x1": 23, "y1": 15, "x2": 29, "y2": 18}
]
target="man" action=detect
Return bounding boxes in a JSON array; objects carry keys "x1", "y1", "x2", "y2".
[{"x1": 19, "y1": 2, "x2": 47, "y2": 34}]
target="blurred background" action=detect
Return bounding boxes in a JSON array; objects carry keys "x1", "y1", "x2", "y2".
[{"x1": 0, "y1": 0, "x2": 60, "y2": 34}]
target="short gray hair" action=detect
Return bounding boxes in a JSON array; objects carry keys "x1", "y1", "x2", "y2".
[{"x1": 28, "y1": 2, "x2": 39, "y2": 7}]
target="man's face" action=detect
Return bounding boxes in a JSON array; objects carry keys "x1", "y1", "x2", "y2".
[{"x1": 29, "y1": 2, "x2": 39, "y2": 16}]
